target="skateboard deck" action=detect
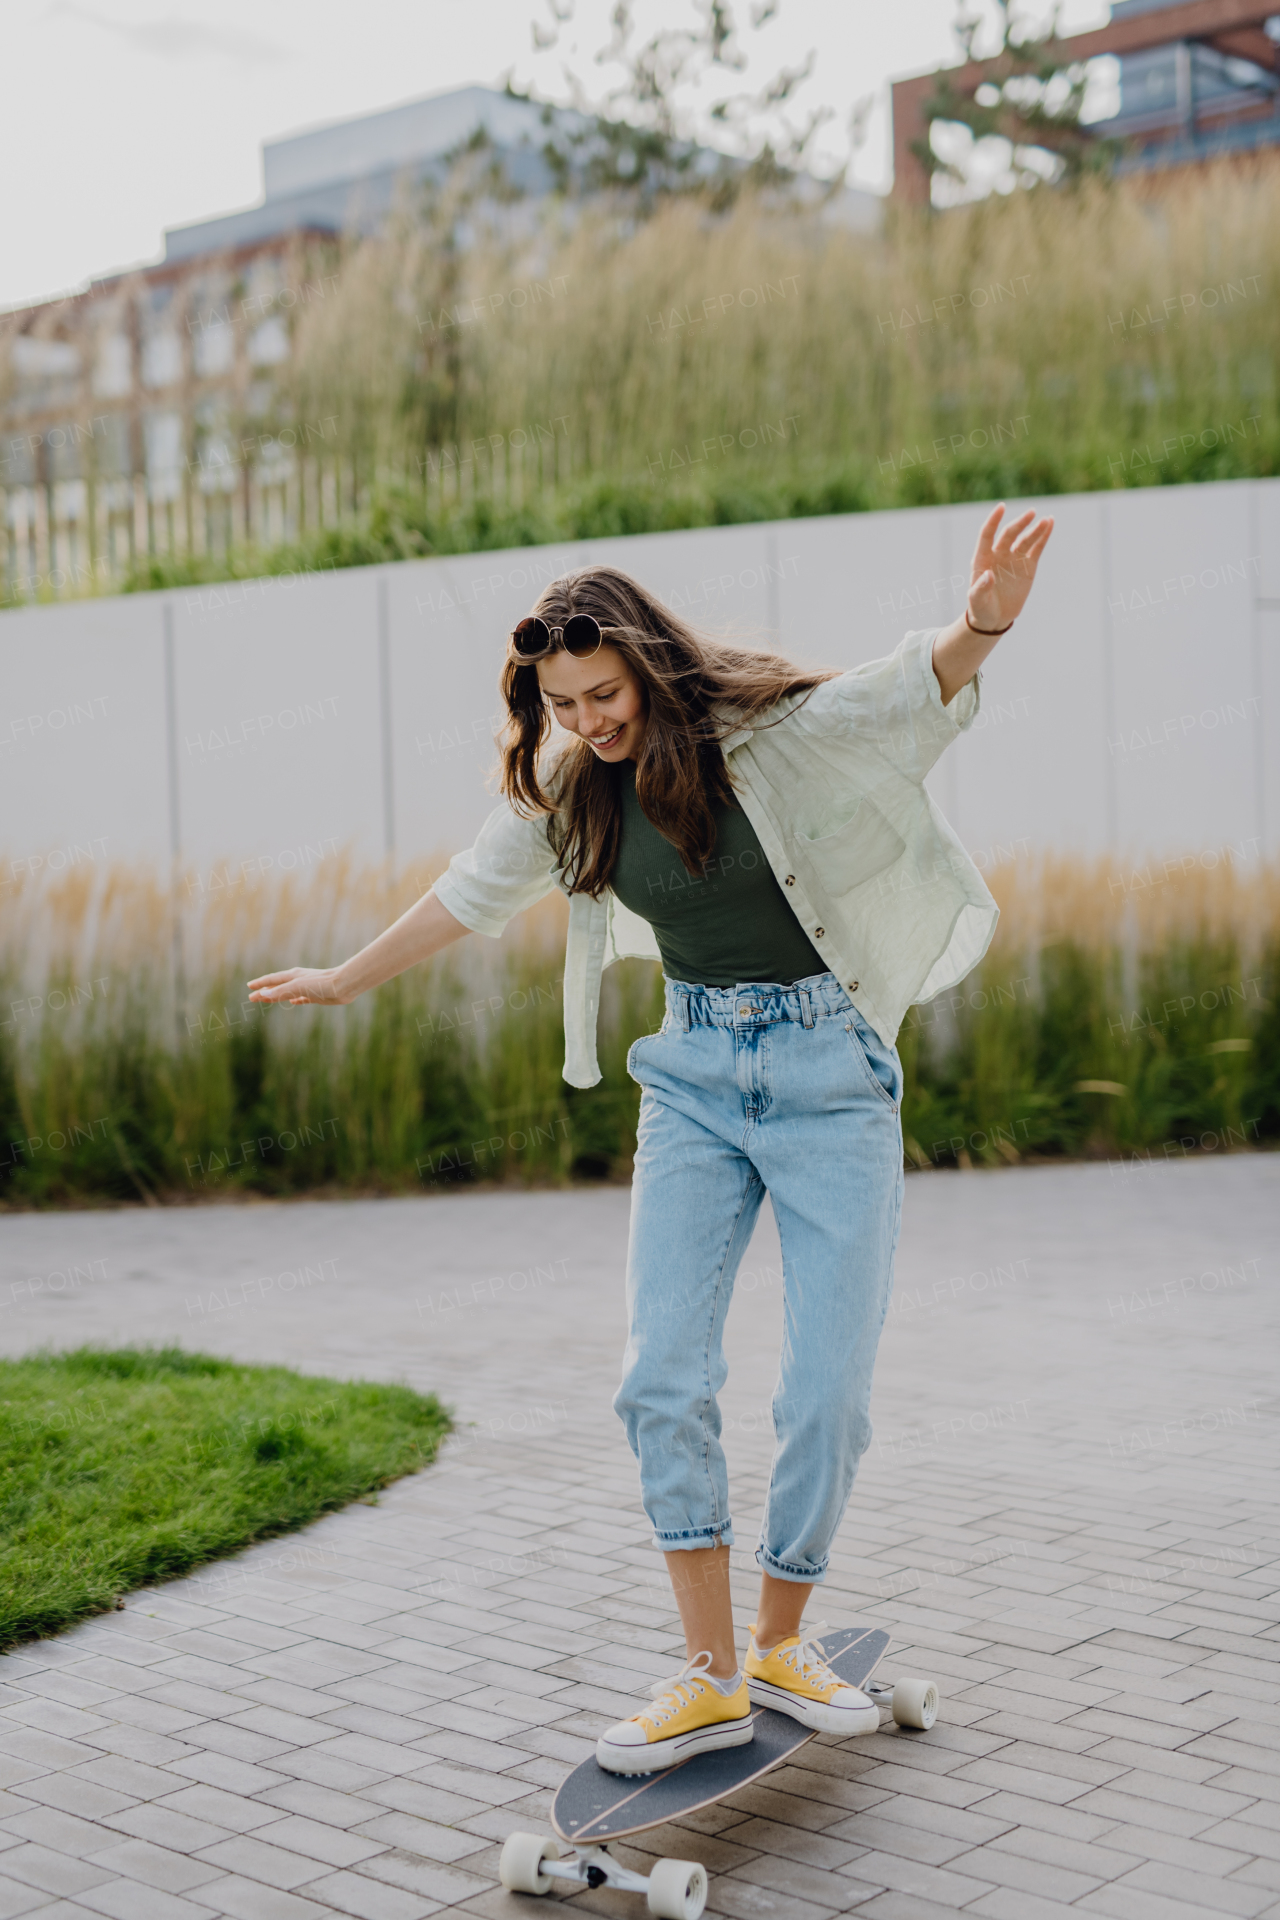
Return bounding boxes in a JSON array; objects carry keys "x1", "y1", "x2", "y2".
[{"x1": 552, "y1": 1624, "x2": 890, "y2": 1846}]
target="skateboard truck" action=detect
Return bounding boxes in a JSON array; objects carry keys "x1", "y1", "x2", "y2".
[{"x1": 500, "y1": 1834, "x2": 708, "y2": 1917}]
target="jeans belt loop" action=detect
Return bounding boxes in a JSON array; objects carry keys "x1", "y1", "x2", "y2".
[
  {"x1": 680, "y1": 991, "x2": 692, "y2": 1033},
  {"x1": 799, "y1": 985, "x2": 814, "y2": 1029}
]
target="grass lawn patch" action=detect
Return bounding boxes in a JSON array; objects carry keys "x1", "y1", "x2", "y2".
[{"x1": 0, "y1": 1345, "x2": 450, "y2": 1650}]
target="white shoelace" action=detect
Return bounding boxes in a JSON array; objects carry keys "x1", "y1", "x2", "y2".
[
  {"x1": 639, "y1": 1649, "x2": 717, "y2": 1728},
  {"x1": 763, "y1": 1620, "x2": 839, "y2": 1688}
]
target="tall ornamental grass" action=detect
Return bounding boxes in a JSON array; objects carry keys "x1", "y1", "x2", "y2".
[
  {"x1": 288, "y1": 159, "x2": 1280, "y2": 507},
  {"x1": 116, "y1": 159, "x2": 1280, "y2": 595},
  {"x1": 1, "y1": 851, "x2": 1276, "y2": 1206}
]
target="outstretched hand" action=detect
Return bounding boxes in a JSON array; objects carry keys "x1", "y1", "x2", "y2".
[
  {"x1": 247, "y1": 967, "x2": 350, "y2": 1007},
  {"x1": 246, "y1": 892, "x2": 469, "y2": 1012},
  {"x1": 966, "y1": 503, "x2": 1054, "y2": 632}
]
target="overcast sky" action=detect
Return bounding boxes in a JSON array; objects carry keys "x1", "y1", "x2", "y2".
[{"x1": 4, "y1": 0, "x2": 1113, "y2": 312}]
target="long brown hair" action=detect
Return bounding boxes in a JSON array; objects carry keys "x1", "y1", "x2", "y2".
[{"x1": 498, "y1": 565, "x2": 837, "y2": 898}]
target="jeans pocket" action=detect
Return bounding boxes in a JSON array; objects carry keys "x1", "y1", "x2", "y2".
[
  {"x1": 843, "y1": 1008, "x2": 901, "y2": 1111},
  {"x1": 627, "y1": 1017, "x2": 669, "y2": 1083}
]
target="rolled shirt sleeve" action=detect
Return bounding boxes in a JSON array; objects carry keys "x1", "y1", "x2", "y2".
[
  {"x1": 798, "y1": 629, "x2": 981, "y2": 784},
  {"x1": 431, "y1": 797, "x2": 560, "y2": 938}
]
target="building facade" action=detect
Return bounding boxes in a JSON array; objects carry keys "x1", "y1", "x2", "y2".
[
  {"x1": 1095, "y1": 0, "x2": 1280, "y2": 166},
  {"x1": 891, "y1": 0, "x2": 1280, "y2": 203},
  {"x1": 2, "y1": 231, "x2": 339, "y2": 602},
  {"x1": 2, "y1": 84, "x2": 880, "y2": 604},
  {"x1": 0, "y1": 88, "x2": 591, "y2": 603}
]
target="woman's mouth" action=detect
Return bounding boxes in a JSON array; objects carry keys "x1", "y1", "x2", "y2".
[{"x1": 588, "y1": 726, "x2": 624, "y2": 749}]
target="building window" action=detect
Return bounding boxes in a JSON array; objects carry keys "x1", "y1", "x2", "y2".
[
  {"x1": 247, "y1": 316, "x2": 290, "y2": 366},
  {"x1": 11, "y1": 337, "x2": 80, "y2": 409},
  {"x1": 141, "y1": 332, "x2": 183, "y2": 388},
  {"x1": 47, "y1": 425, "x2": 84, "y2": 481},
  {"x1": 53, "y1": 479, "x2": 88, "y2": 521},
  {"x1": 3, "y1": 438, "x2": 37, "y2": 485},
  {"x1": 96, "y1": 414, "x2": 132, "y2": 476},
  {"x1": 93, "y1": 334, "x2": 133, "y2": 398},
  {"x1": 193, "y1": 321, "x2": 236, "y2": 377},
  {"x1": 193, "y1": 401, "x2": 238, "y2": 493},
  {"x1": 145, "y1": 410, "x2": 185, "y2": 500},
  {"x1": 12, "y1": 338, "x2": 80, "y2": 378}
]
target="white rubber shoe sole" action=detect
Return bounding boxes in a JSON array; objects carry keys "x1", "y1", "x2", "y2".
[
  {"x1": 595, "y1": 1713, "x2": 754, "y2": 1776},
  {"x1": 747, "y1": 1676, "x2": 879, "y2": 1735}
]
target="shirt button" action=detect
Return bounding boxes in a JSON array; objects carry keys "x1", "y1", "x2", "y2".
[
  {"x1": 849, "y1": 980, "x2": 859, "y2": 991},
  {"x1": 815, "y1": 928, "x2": 825, "y2": 938},
  {"x1": 784, "y1": 875, "x2": 795, "y2": 886}
]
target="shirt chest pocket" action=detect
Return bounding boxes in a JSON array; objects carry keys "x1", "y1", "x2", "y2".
[{"x1": 794, "y1": 798, "x2": 905, "y2": 893}]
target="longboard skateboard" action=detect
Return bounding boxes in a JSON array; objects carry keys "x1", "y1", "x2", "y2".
[{"x1": 499, "y1": 1625, "x2": 939, "y2": 1918}]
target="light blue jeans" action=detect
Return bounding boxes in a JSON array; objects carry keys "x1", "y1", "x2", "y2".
[{"x1": 615, "y1": 971, "x2": 904, "y2": 1584}]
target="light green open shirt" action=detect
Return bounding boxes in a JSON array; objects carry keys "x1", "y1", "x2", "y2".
[{"x1": 432, "y1": 627, "x2": 998, "y2": 1088}]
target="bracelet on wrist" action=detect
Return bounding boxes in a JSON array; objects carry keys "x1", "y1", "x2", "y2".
[{"x1": 965, "y1": 609, "x2": 1014, "y2": 637}]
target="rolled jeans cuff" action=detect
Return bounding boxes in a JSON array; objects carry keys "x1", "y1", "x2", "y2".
[
  {"x1": 756, "y1": 1545, "x2": 826, "y2": 1584},
  {"x1": 654, "y1": 1522, "x2": 736, "y2": 1551}
]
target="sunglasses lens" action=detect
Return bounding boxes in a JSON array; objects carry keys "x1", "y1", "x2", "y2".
[
  {"x1": 512, "y1": 617, "x2": 550, "y2": 657},
  {"x1": 563, "y1": 615, "x2": 602, "y2": 656}
]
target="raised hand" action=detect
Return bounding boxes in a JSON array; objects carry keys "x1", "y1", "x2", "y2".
[
  {"x1": 966, "y1": 502, "x2": 1054, "y2": 633},
  {"x1": 930, "y1": 501, "x2": 1055, "y2": 706}
]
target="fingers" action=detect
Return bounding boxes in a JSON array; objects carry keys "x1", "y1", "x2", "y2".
[
  {"x1": 988, "y1": 512, "x2": 1054, "y2": 579},
  {"x1": 1011, "y1": 513, "x2": 1053, "y2": 549},
  {"x1": 992, "y1": 508, "x2": 1036, "y2": 555},
  {"x1": 248, "y1": 974, "x2": 339, "y2": 1007},
  {"x1": 981, "y1": 503, "x2": 1057, "y2": 550},
  {"x1": 247, "y1": 974, "x2": 306, "y2": 1004},
  {"x1": 1008, "y1": 519, "x2": 1055, "y2": 571},
  {"x1": 973, "y1": 503, "x2": 1005, "y2": 559}
]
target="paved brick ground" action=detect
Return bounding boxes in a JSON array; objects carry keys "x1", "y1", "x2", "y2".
[{"x1": 0, "y1": 1154, "x2": 1277, "y2": 1919}]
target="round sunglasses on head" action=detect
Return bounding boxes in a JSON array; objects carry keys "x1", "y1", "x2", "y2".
[{"x1": 509, "y1": 613, "x2": 615, "y2": 660}]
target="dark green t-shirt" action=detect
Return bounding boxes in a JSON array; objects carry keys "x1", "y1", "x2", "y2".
[{"x1": 610, "y1": 762, "x2": 826, "y2": 987}]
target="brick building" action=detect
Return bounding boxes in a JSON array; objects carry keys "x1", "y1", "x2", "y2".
[
  {"x1": 892, "y1": 0, "x2": 1280, "y2": 202},
  {"x1": 0, "y1": 88, "x2": 589, "y2": 601}
]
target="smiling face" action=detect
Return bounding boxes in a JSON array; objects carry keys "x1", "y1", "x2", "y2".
[{"x1": 537, "y1": 643, "x2": 648, "y2": 762}]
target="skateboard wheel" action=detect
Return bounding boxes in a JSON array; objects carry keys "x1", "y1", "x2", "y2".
[
  {"x1": 892, "y1": 1677, "x2": 939, "y2": 1730},
  {"x1": 498, "y1": 1831, "x2": 561, "y2": 1894},
  {"x1": 647, "y1": 1856, "x2": 708, "y2": 1920}
]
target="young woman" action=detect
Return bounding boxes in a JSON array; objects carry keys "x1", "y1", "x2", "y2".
[{"x1": 249, "y1": 502, "x2": 1053, "y2": 1775}]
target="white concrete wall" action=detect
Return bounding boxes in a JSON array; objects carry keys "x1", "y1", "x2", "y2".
[{"x1": 3, "y1": 476, "x2": 1277, "y2": 891}]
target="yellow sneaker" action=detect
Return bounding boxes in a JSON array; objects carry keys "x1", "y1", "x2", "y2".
[
  {"x1": 745, "y1": 1622, "x2": 879, "y2": 1735},
  {"x1": 596, "y1": 1651, "x2": 754, "y2": 1775}
]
